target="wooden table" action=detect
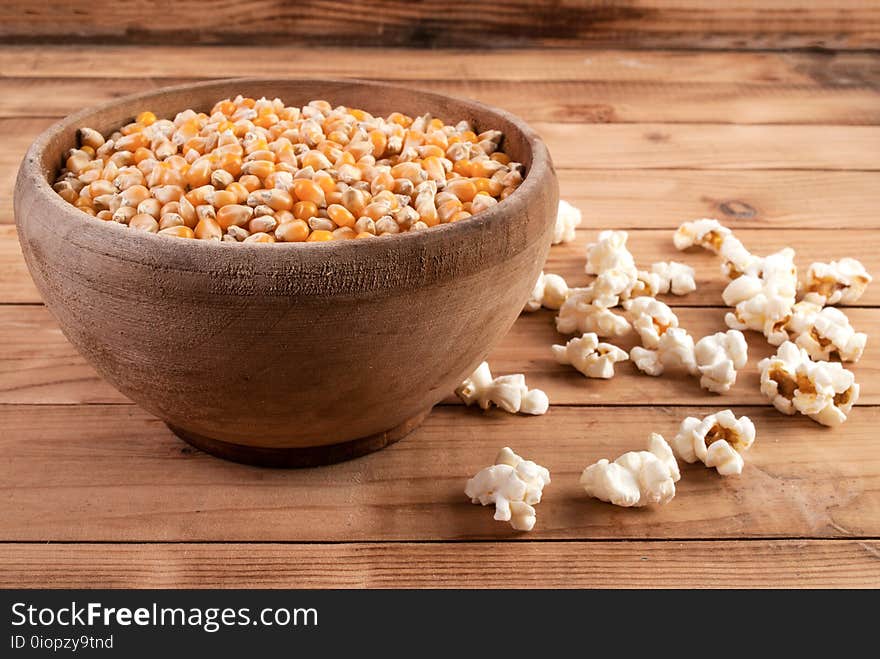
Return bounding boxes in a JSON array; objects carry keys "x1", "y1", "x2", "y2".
[{"x1": 1, "y1": 45, "x2": 878, "y2": 588}]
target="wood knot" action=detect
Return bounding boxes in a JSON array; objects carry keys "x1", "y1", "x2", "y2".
[
  {"x1": 644, "y1": 131, "x2": 670, "y2": 142},
  {"x1": 719, "y1": 200, "x2": 756, "y2": 219}
]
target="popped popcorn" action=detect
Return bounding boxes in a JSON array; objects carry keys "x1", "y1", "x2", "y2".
[
  {"x1": 464, "y1": 447, "x2": 551, "y2": 531},
  {"x1": 623, "y1": 297, "x2": 679, "y2": 349},
  {"x1": 555, "y1": 288, "x2": 631, "y2": 337},
  {"x1": 673, "y1": 218, "x2": 732, "y2": 254},
  {"x1": 801, "y1": 258, "x2": 872, "y2": 305},
  {"x1": 651, "y1": 261, "x2": 697, "y2": 295},
  {"x1": 719, "y1": 236, "x2": 763, "y2": 280},
  {"x1": 787, "y1": 301, "x2": 867, "y2": 362},
  {"x1": 552, "y1": 333, "x2": 629, "y2": 379},
  {"x1": 524, "y1": 272, "x2": 570, "y2": 312},
  {"x1": 553, "y1": 199, "x2": 582, "y2": 245},
  {"x1": 673, "y1": 410, "x2": 756, "y2": 476},
  {"x1": 758, "y1": 342, "x2": 859, "y2": 426},
  {"x1": 591, "y1": 269, "x2": 636, "y2": 308},
  {"x1": 693, "y1": 329, "x2": 749, "y2": 394},
  {"x1": 723, "y1": 247, "x2": 797, "y2": 345},
  {"x1": 585, "y1": 230, "x2": 636, "y2": 275},
  {"x1": 579, "y1": 433, "x2": 680, "y2": 507},
  {"x1": 630, "y1": 328, "x2": 698, "y2": 377},
  {"x1": 456, "y1": 362, "x2": 549, "y2": 415}
]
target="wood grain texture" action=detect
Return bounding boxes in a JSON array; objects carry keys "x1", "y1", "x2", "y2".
[
  {"x1": 3, "y1": 47, "x2": 878, "y2": 86},
  {"x1": 0, "y1": 2, "x2": 877, "y2": 49},
  {"x1": 3, "y1": 302, "x2": 877, "y2": 407},
  {"x1": 538, "y1": 122, "x2": 880, "y2": 170},
  {"x1": 2, "y1": 44, "x2": 878, "y2": 588},
  {"x1": 1, "y1": 404, "x2": 877, "y2": 542},
  {"x1": 4, "y1": 77, "x2": 880, "y2": 125},
  {"x1": 1, "y1": 540, "x2": 877, "y2": 589},
  {"x1": 558, "y1": 170, "x2": 880, "y2": 229}
]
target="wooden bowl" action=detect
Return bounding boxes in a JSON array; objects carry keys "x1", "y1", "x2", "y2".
[{"x1": 14, "y1": 78, "x2": 558, "y2": 467}]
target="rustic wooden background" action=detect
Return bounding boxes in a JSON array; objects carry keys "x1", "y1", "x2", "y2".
[
  {"x1": 0, "y1": 3, "x2": 878, "y2": 588},
  {"x1": 1, "y1": 1, "x2": 878, "y2": 49}
]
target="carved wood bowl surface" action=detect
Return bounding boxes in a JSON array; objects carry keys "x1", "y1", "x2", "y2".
[{"x1": 14, "y1": 78, "x2": 558, "y2": 466}]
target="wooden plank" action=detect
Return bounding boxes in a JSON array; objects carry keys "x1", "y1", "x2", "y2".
[
  {"x1": 4, "y1": 77, "x2": 879, "y2": 125},
  {"x1": 0, "y1": 2, "x2": 877, "y2": 50},
  {"x1": 3, "y1": 227, "x2": 876, "y2": 305},
  {"x1": 1, "y1": 540, "x2": 877, "y2": 588},
  {"x1": 2, "y1": 302, "x2": 876, "y2": 406},
  {"x1": 558, "y1": 170, "x2": 880, "y2": 230},
  {"x1": 536, "y1": 123, "x2": 880, "y2": 170},
  {"x1": 2, "y1": 47, "x2": 878, "y2": 86},
  {"x1": 0, "y1": 226, "x2": 38, "y2": 303},
  {"x1": 0, "y1": 404, "x2": 877, "y2": 542}
]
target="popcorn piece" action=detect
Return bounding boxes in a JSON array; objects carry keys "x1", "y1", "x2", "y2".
[
  {"x1": 673, "y1": 410, "x2": 755, "y2": 476},
  {"x1": 651, "y1": 261, "x2": 697, "y2": 295},
  {"x1": 723, "y1": 248, "x2": 797, "y2": 345},
  {"x1": 580, "y1": 433, "x2": 680, "y2": 507},
  {"x1": 555, "y1": 288, "x2": 631, "y2": 337},
  {"x1": 788, "y1": 302, "x2": 867, "y2": 363},
  {"x1": 456, "y1": 362, "x2": 549, "y2": 415},
  {"x1": 623, "y1": 297, "x2": 679, "y2": 349},
  {"x1": 524, "y1": 272, "x2": 570, "y2": 312},
  {"x1": 591, "y1": 269, "x2": 634, "y2": 308},
  {"x1": 553, "y1": 199, "x2": 582, "y2": 245},
  {"x1": 585, "y1": 230, "x2": 636, "y2": 275},
  {"x1": 693, "y1": 329, "x2": 748, "y2": 394},
  {"x1": 464, "y1": 447, "x2": 551, "y2": 531},
  {"x1": 552, "y1": 332, "x2": 629, "y2": 379},
  {"x1": 673, "y1": 219, "x2": 732, "y2": 254},
  {"x1": 627, "y1": 270, "x2": 664, "y2": 300},
  {"x1": 719, "y1": 235, "x2": 763, "y2": 280},
  {"x1": 758, "y1": 341, "x2": 859, "y2": 426},
  {"x1": 630, "y1": 327, "x2": 698, "y2": 377},
  {"x1": 802, "y1": 258, "x2": 872, "y2": 305}
]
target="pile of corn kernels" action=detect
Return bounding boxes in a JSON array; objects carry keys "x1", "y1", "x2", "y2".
[{"x1": 52, "y1": 96, "x2": 525, "y2": 243}]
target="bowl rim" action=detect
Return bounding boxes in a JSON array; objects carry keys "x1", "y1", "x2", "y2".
[{"x1": 17, "y1": 76, "x2": 553, "y2": 261}]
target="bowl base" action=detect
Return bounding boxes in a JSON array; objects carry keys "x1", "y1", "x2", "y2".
[{"x1": 167, "y1": 408, "x2": 431, "y2": 468}]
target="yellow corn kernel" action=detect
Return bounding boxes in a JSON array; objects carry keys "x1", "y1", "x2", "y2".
[
  {"x1": 128, "y1": 213, "x2": 158, "y2": 232},
  {"x1": 293, "y1": 200, "x2": 319, "y2": 221},
  {"x1": 136, "y1": 111, "x2": 157, "y2": 126},
  {"x1": 244, "y1": 231, "x2": 276, "y2": 243},
  {"x1": 292, "y1": 178, "x2": 326, "y2": 206},
  {"x1": 327, "y1": 204, "x2": 356, "y2": 228},
  {"x1": 275, "y1": 219, "x2": 310, "y2": 242},
  {"x1": 472, "y1": 176, "x2": 503, "y2": 197},
  {"x1": 158, "y1": 225, "x2": 195, "y2": 239},
  {"x1": 445, "y1": 178, "x2": 477, "y2": 203},
  {"x1": 194, "y1": 216, "x2": 223, "y2": 240},
  {"x1": 211, "y1": 189, "x2": 239, "y2": 208},
  {"x1": 306, "y1": 229, "x2": 334, "y2": 242},
  {"x1": 216, "y1": 204, "x2": 253, "y2": 230},
  {"x1": 333, "y1": 227, "x2": 357, "y2": 240}
]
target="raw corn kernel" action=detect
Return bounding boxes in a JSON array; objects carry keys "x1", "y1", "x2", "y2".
[{"x1": 54, "y1": 95, "x2": 525, "y2": 243}]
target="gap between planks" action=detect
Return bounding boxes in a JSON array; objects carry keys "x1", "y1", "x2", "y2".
[{"x1": 1, "y1": 540, "x2": 878, "y2": 588}]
